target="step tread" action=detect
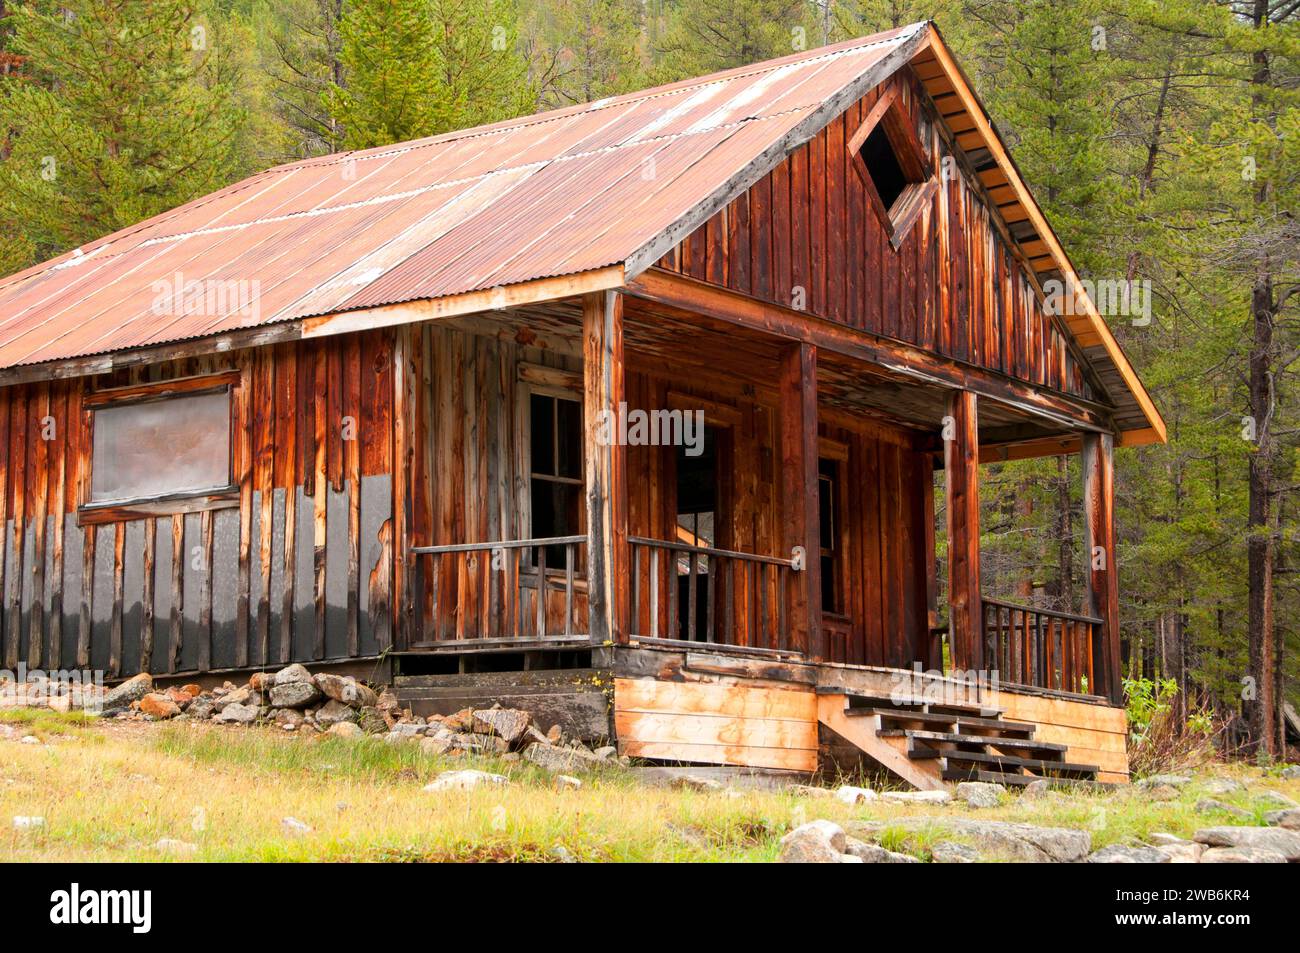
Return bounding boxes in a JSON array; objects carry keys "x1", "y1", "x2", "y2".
[
  {"x1": 941, "y1": 768, "x2": 1120, "y2": 791},
  {"x1": 880, "y1": 728, "x2": 1067, "y2": 753},
  {"x1": 852, "y1": 708, "x2": 1036, "y2": 736},
  {"x1": 820, "y1": 687, "x2": 1001, "y2": 716},
  {"x1": 922, "y1": 746, "x2": 1100, "y2": 777}
]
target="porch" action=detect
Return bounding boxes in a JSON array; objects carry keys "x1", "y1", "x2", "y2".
[{"x1": 391, "y1": 273, "x2": 1123, "y2": 711}]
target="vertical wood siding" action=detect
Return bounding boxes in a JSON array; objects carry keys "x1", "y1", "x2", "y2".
[
  {"x1": 660, "y1": 69, "x2": 1090, "y2": 402},
  {"x1": 0, "y1": 330, "x2": 395, "y2": 679}
]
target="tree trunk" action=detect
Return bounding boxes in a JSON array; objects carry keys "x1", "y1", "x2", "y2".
[{"x1": 1245, "y1": 0, "x2": 1278, "y2": 758}]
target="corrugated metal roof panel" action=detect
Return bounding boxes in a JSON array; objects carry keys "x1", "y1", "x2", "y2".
[{"x1": 0, "y1": 24, "x2": 920, "y2": 371}]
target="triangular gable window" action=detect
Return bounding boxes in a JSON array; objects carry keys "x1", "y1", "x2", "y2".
[{"x1": 849, "y1": 88, "x2": 937, "y2": 248}]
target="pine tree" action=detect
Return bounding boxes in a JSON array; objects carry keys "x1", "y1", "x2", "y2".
[
  {"x1": 254, "y1": 0, "x2": 348, "y2": 158},
  {"x1": 0, "y1": 0, "x2": 246, "y2": 265},
  {"x1": 653, "y1": 0, "x2": 816, "y2": 80},
  {"x1": 325, "y1": 0, "x2": 439, "y2": 148},
  {"x1": 426, "y1": 0, "x2": 536, "y2": 131},
  {"x1": 327, "y1": 0, "x2": 535, "y2": 150},
  {"x1": 523, "y1": 0, "x2": 646, "y2": 108}
]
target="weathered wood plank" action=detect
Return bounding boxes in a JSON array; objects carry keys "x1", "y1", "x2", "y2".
[
  {"x1": 583, "y1": 290, "x2": 626, "y2": 644},
  {"x1": 944, "y1": 390, "x2": 982, "y2": 671}
]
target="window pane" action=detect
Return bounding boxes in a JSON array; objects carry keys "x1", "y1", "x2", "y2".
[
  {"x1": 91, "y1": 390, "x2": 231, "y2": 504},
  {"x1": 530, "y1": 394, "x2": 554, "y2": 476},
  {"x1": 555, "y1": 397, "x2": 582, "y2": 479},
  {"x1": 819, "y1": 475, "x2": 834, "y2": 543}
]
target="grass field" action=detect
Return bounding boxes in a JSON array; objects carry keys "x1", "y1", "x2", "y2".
[{"x1": 1, "y1": 710, "x2": 1296, "y2": 862}]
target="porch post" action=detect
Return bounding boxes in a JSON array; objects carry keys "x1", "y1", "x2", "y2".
[
  {"x1": 944, "y1": 390, "x2": 982, "y2": 673},
  {"x1": 1082, "y1": 432, "x2": 1122, "y2": 704},
  {"x1": 778, "y1": 342, "x2": 822, "y2": 658},
  {"x1": 584, "y1": 290, "x2": 626, "y2": 644}
]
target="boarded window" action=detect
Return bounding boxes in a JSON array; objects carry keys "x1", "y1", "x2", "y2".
[{"x1": 90, "y1": 389, "x2": 232, "y2": 505}]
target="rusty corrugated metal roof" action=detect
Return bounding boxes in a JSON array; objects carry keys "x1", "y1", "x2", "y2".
[{"x1": 0, "y1": 25, "x2": 920, "y2": 372}]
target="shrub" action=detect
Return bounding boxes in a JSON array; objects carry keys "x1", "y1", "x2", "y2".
[{"x1": 1124, "y1": 676, "x2": 1222, "y2": 777}]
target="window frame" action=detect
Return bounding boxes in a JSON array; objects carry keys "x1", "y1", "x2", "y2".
[
  {"x1": 519, "y1": 368, "x2": 585, "y2": 570},
  {"x1": 848, "y1": 87, "x2": 938, "y2": 249},
  {"x1": 78, "y1": 371, "x2": 241, "y2": 525}
]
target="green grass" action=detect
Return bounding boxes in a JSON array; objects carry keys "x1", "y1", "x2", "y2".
[
  {"x1": 0, "y1": 708, "x2": 98, "y2": 736},
  {"x1": 0, "y1": 717, "x2": 1296, "y2": 862}
]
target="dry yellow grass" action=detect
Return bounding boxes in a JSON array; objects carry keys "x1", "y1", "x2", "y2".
[{"x1": 1, "y1": 711, "x2": 1296, "y2": 862}]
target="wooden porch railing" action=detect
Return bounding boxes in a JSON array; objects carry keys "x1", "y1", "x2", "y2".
[
  {"x1": 981, "y1": 598, "x2": 1102, "y2": 695},
  {"x1": 627, "y1": 536, "x2": 803, "y2": 653},
  {"x1": 409, "y1": 536, "x2": 588, "y2": 644}
]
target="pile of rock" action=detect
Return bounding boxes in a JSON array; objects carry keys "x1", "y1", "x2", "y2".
[
  {"x1": 98, "y1": 665, "x2": 622, "y2": 772},
  {"x1": 102, "y1": 665, "x2": 397, "y2": 738},
  {"x1": 380, "y1": 704, "x2": 622, "y2": 773}
]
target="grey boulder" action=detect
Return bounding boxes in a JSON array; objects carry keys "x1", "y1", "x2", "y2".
[
  {"x1": 778, "y1": 820, "x2": 846, "y2": 863},
  {"x1": 1193, "y1": 825, "x2": 1300, "y2": 861},
  {"x1": 1087, "y1": 844, "x2": 1170, "y2": 863}
]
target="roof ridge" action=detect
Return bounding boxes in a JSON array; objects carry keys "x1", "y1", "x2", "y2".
[{"x1": 260, "y1": 24, "x2": 925, "y2": 176}]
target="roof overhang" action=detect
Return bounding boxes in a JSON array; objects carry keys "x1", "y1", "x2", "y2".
[{"x1": 908, "y1": 25, "x2": 1166, "y2": 446}]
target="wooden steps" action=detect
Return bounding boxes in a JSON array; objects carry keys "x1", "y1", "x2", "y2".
[
  {"x1": 944, "y1": 768, "x2": 1121, "y2": 792},
  {"x1": 817, "y1": 687, "x2": 1003, "y2": 719},
  {"x1": 817, "y1": 690, "x2": 1104, "y2": 789},
  {"x1": 881, "y1": 728, "x2": 1067, "y2": 758},
  {"x1": 849, "y1": 707, "x2": 1036, "y2": 738},
  {"x1": 913, "y1": 744, "x2": 1100, "y2": 779}
]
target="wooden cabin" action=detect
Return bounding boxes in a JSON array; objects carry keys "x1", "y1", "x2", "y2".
[{"x1": 0, "y1": 22, "x2": 1161, "y2": 786}]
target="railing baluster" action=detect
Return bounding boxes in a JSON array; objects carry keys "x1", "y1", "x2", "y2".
[
  {"x1": 759, "y1": 562, "x2": 770, "y2": 649},
  {"x1": 649, "y1": 547, "x2": 660, "y2": 638},
  {"x1": 725, "y1": 557, "x2": 735, "y2": 645},
  {"x1": 414, "y1": 552, "x2": 427, "y2": 644},
  {"x1": 564, "y1": 543, "x2": 574, "y2": 637},
  {"x1": 633, "y1": 544, "x2": 643, "y2": 638},
  {"x1": 1021, "y1": 608, "x2": 1031, "y2": 685},
  {"x1": 535, "y1": 544, "x2": 547, "y2": 638},
  {"x1": 774, "y1": 569, "x2": 785, "y2": 650},
  {"x1": 687, "y1": 551, "x2": 698, "y2": 642},
  {"x1": 668, "y1": 547, "x2": 679, "y2": 640},
  {"x1": 501, "y1": 546, "x2": 512, "y2": 634},
  {"x1": 1086, "y1": 621, "x2": 1095, "y2": 693},
  {"x1": 480, "y1": 549, "x2": 490, "y2": 639},
  {"x1": 706, "y1": 554, "x2": 717, "y2": 643}
]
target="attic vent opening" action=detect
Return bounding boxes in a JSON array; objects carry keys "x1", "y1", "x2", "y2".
[
  {"x1": 861, "y1": 123, "x2": 909, "y2": 212},
  {"x1": 849, "y1": 88, "x2": 937, "y2": 248}
]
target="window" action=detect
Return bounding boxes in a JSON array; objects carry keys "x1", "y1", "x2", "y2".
[
  {"x1": 848, "y1": 89, "x2": 936, "y2": 246},
  {"x1": 83, "y1": 374, "x2": 237, "y2": 518},
  {"x1": 529, "y1": 392, "x2": 582, "y2": 562},
  {"x1": 818, "y1": 457, "x2": 844, "y2": 615}
]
